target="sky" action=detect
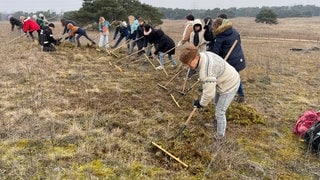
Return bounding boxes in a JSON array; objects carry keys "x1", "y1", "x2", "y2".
[{"x1": 0, "y1": 0, "x2": 320, "y2": 13}]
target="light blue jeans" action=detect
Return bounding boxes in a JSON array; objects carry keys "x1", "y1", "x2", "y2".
[
  {"x1": 214, "y1": 82, "x2": 240, "y2": 137},
  {"x1": 98, "y1": 34, "x2": 109, "y2": 48},
  {"x1": 158, "y1": 52, "x2": 177, "y2": 66}
]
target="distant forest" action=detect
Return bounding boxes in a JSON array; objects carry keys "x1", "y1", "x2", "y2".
[
  {"x1": 158, "y1": 5, "x2": 320, "y2": 19},
  {"x1": 1, "y1": 4, "x2": 319, "y2": 23}
]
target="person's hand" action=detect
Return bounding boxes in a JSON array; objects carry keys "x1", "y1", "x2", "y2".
[
  {"x1": 177, "y1": 41, "x2": 182, "y2": 47},
  {"x1": 193, "y1": 99, "x2": 202, "y2": 108}
]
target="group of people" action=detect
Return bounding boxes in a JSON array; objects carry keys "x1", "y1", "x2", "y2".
[
  {"x1": 9, "y1": 14, "x2": 98, "y2": 51},
  {"x1": 9, "y1": 12, "x2": 247, "y2": 140},
  {"x1": 177, "y1": 14, "x2": 246, "y2": 140}
]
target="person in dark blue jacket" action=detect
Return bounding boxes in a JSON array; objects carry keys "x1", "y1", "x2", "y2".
[
  {"x1": 112, "y1": 20, "x2": 130, "y2": 48},
  {"x1": 212, "y1": 17, "x2": 246, "y2": 103}
]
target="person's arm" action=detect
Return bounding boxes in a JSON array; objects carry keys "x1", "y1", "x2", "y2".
[{"x1": 10, "y1": 22, "x2": 14, "y2": 31}]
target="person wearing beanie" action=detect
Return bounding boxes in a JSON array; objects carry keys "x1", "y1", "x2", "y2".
[
  {"x1": 65, "y1": 23, "x2": 96, "y2": 47},
  {"x1": 39, "y1": 23, "x2": 61, "y2": 52},
  {"x1": 212, "y1": 17, "x2": 246, "y2": 103},
  {"x1": 177, "y1": 14, "x2": 195, "y2": 46},
  {"x1": 179, "y1": 44, "x2": 240, "y2": 140}
]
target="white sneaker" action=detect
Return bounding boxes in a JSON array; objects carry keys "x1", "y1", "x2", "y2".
[{"x1": 156, "y1": 65, "x2": 164, "y2": 70}]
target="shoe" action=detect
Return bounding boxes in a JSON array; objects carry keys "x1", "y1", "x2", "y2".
[
  {"x1": 171, "y1": 64, "x2": 177, "y2": 68},
  {"x1": 235, "y1": 96, "x2": 245, "y2": 103},
  {"x1": 213, "y1": 134, "x2": 224, "y2": 140},
  {"x1": 156, "y1": 65, "x2": 164, "y2": 70},
  {"x1": 204, "y1": 123, "x2": 215, "y2": 128}
]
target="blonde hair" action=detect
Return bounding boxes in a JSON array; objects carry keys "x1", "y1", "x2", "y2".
[
  {"x1": 179, "y1": 43, "x2": 199, "y2": 64},
  {"x1": 128, "y1": 15, "x2": 135, "y2": 25},
  {"x1": 99, "y1": 16, "x2": 105, "y2": 23}
]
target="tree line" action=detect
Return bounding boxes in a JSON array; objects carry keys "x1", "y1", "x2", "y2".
[
  {"x1": 159, "y1": 5, "x2": 320, "y2": 19},
  {"x1": 1, "y1": 0, "x2": 319, "y2": 27}
]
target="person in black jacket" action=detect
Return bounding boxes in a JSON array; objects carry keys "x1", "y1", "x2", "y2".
[
  {"x1": 144, "y1": 25, "x2": 177, "y2": 70},
  {"x1": 9, "y1": 16, "x2": 23, "y2": 32},
  {"x1": 203, "y1": 16, "x2": 215, "y2": 52},
  {"x1": 39, "y1": 23, "x2": 61, "y2": 52}
]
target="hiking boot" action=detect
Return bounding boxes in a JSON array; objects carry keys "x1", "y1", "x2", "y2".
[{"x1": 156, "y1": 65, "x2": 164, "y2": 70}]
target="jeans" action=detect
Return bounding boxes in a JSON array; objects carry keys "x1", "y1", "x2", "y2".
[
  {"x1": 98, "y1": 34, "x2": 109, "y2": 48},
  {"x1": 158, "y1": 52, "x2": 177, "y2": 66},
  {"x1": 237, "y1": 80, "x2": 245, "y2": 97},
  {"x1": 76, "y1": 28, "x2": 95, "y2": 47},
  {"x1": 214, "y1": 81, "x2": 240, "y2": 137}
]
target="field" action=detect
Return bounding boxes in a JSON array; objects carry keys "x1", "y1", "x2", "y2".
[{"x1": 0, "y1": 17, "x2": 320, "y2": 179}]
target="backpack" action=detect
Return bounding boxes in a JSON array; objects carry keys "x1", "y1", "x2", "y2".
[
  {"x1": 304, "y1": 121, "x2": 320, "y2": 152},
  {"x1": 293, "y1": 110, "x2": 320, "y2": 137}
]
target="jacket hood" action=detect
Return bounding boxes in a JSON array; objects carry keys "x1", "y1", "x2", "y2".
[
  {"x1": 193, "y1": 19, "x2": 203, "y2": 32},
  {"x1": 213, "y1": 20, "x2": 233, "y2": 36}
]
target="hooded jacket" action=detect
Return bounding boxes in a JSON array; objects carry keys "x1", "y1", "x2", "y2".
[
  {"x1": 152, "y1": 29, "x2": 175, "y2": 55},
  {"x1": 22, "y1": 17, "x2": 40, "y2": 33},
  {"x1": 180, "y1": 20, "x2": 194, "y2": 45},
  {"x1": 189, "y1": 19, "x2": 207, "y2": 52},
  {"x1": 213, "y1": 20, "x2": 246, "y2": 72}
]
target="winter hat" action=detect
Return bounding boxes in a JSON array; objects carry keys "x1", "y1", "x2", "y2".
[
  {"x1": 218, "y1": 13, "x2": 228, "y2": 19},
  {"x1": 48, "y1": 23, "x2": 55, "y2": 28},
  {"x1": 186, "y1": 14, "x2": 194, "y2": 21},
  {"x1": 32, "y1": 15, "x2": 37, "y2": 20}
]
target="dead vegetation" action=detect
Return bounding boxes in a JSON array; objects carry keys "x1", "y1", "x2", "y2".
[{"x1": 0, "y1": 17, "x2": 319, "y2": 179}]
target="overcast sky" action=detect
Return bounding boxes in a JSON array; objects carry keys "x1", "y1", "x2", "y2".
[{"x1": 0, "y1": 0, "x2": 320, "y2": 13}]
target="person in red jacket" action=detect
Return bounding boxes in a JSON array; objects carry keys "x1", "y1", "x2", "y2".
[{"x1": 20, "y1": 16, "x2": 41, "y2": 41}]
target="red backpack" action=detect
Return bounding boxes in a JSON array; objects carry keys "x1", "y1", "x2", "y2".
[{"x1": 293, "y1": 110, "x2": 320, "y2": 137}]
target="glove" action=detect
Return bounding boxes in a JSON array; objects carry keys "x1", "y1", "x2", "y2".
[{"x1": 193, "y1": 99, "x2": 202, "y2": 108}]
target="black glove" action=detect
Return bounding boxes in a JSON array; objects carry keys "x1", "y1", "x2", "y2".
[{"x1": 193, "y1": 99, "x2": 202, "y2": 108}]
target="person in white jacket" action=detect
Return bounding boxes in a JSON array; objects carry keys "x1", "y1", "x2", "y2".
[
  {"x1": 179, "y1": 44, "x2": 240, "y2": 139},
  {"x1": 189, "y1": 19, "x2": 206, "y2": 52}
]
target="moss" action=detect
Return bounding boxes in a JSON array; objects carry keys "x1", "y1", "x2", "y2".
[
  {"x1": 75, "y1": 160, "x2": 116, "y2": 178},
  {"x1": 227, "y1": 104, "x2": 266, "y2": 126},
  {"x1": 47, "y1": 144, "x2": 76, "y2": 161}
]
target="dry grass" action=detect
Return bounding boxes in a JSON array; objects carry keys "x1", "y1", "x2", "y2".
[{"x1": 0, "y1": 17, "x2": 320, "y2": 179}]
